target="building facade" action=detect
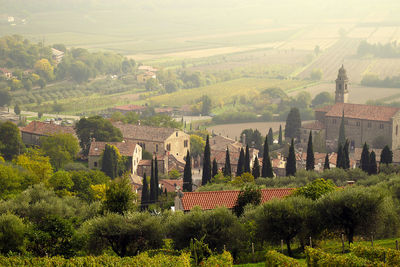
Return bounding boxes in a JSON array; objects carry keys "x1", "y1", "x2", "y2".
[{"x1": 21, "y1": 121, "x2": 77, "y2": 146}]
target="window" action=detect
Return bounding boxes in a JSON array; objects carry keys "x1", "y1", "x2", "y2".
[
  {"x1": 94, "y1": 162, "x2": 98, "y2": 167},
  {"x1": 344, "y1": 120, "x2": 348, "y2": 125},
  {"x1": 332, "y1": 119, "x2": 337, "y2": 124},
  {"x1": 338, "y1": 84, "x2": 342, "y2": 90},
  {"x1": 156, "y1": 144, "x2": 159, "y2": 152},
  {"x1": 184, "y1": 140, "x2": 188, "y2": 148},
  {"x1": 356, "y1": 121, "x2": 360, "y2": 127},
  {"x1": 380, "y1": 124, "x2": 384, "y2": 129},
  {"x1": 167, "y1": 144, "x2": 171, "y2": 151},
  {"x1": 368, "y1": 122, "x2": 371, "y2": 128}
]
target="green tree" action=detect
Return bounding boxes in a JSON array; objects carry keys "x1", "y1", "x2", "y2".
[
  {"x1": 0, "y1": 121, "x2": 25, "y2": 160},
  {"x1": 293, "y1": 178, "x2": 336, "y2": 200},
  {"x1": 40, "y1": 133, "x2": 79, "y2": 170},
  {"x1": 369, "y1": 151, "x2": 377, "y2": 175},
  {"x1": 336, "y1": 143, "x2": 344, "y2": 169},
  {"x1": 310, "y1": 69, "x2": 322, "y2": 80},
  {"x1": 344, "y1": 140, "x2": 350, "y2": 169},
  {"x1": 223, "y1": 147, "x2": 232, "y2": 177},
  {"x1": 236, "y1": 148, "x2": 245, "y2": 177},
  {"x1": 312, "y1": 92, "x2": 333, "y2": 107},
  {"x1": 252, "y1": 156, "x2": 260, "y2": 179},
  {"x1": 233, "y1": 185, "x2": 261, "y2": 217},
  {"x1": 0, "y1": 89, "x2": 11, "y2": 107},
  {"x1": 75, "y1": 116, "x2": 123, "y2": 156},
  {"x1": 360, "y1": 142, "x2": 370, "y2": 173},
  {"x1": 48, "y1": 170, "x2": 74, "y2": 196},
  {"x1": 380, "y1": 145, "x2": 393, "y2": 165},
  {"x1": 70, "y1": 61, "x2": 91, "y2": 83},
  {"x1": 278, "y1": 125, "x2": 283, "y2": 145},
  {"x1": 190, "y1": 135, "x2": 205, "y2": 158},
  {"x1": 14, "y1": 149, "x2": 53, "y2": 182},
  {"x1": 338, "y1": 111, "x2": 346, "y2": 148},
  {"x1": 200, "y1": 95, "x2": 212, "y2": 115},
  {"x1": 244, "y1": 145, "x2": 250, "y2": 173},
  {"x1": 306, "y1": 131, "x2": 314, "y2": 171},
  {"x1": 212, "y1": 158, "x2": 218, "y2": 178},
  {"x1": 154, "y1": 156, "x2": 159, "y2": 199},
  {"x1": 101, "y1": 144, "x2": 120, "y2": 179},
  {"x1": 324, "y1": 153, "x2": 330, "y2": 170},
  {"x1": 286, "y1": 139, "x2": 296, "y2": 176},
  {"x1": 145, "y1": 78, "x2": 159, "y2": 91},
  {"x1": 149, "y1": 159, "x2": 156, "y2": 203},
  {"x1": 183, "y1": 151, "x2": 192, "y2": 192},
  {"x1": 0, "y1": 213, "x2": 26, "y2": 254},
  {"x1": 141, "y1": 173, "x2": 149, "y2": 210},
  {"x1": 202, "y1": 135, "x2": 211, "y2": 185},
  {"x1": 102, "y1": 175, "x2": 137, "y2": 214},
  {"x1": 285, "y1": 108, "x2": 301, "y2": 141},
  {"x1": 262, "y1": 135, "x2": 274, "y2": 178},
  {"x1": 14, "y1": 104, "x2": 21, "y2": 115},
  {"x1": 267, "y1": 128, "x2": 274, "y2": 145}
]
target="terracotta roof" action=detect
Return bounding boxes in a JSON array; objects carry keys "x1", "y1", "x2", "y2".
[
  {"x1": 138, "y1": 155, "x2": 166, "y2": 166},
  {"x1": 113, "y1": 122, "x2": 179, "y2": 142},
  {"x1": 89, "y1": 141, "x2": 138, "y2": 157},
  {"x1": 21, "y1": 121, "x2": 76, "y2": 136},
  {"x1": 160, "y1": 179, "x2": 183, "y2": 192},
  {"x1": 315, "y1": 105, "x2": 332, "y2": 113},
  {"x1": 181, "y1": 188, "x2": 293, "y2": 211},
  {"x1": 325, "y1": 103, "x2": 400, "y2": 122},
  {"x1": 155, "y1": 107, "x2": 174, "y2": 113},
  {"x1": 113, "y1": 105, "x2": 146, "y2": 112},
  {"x1": 210, "y1": 135, "x2": 238, "y2": 151},
  {"x1": 301, "y1": 121, "x2": 325, "y2": 130}
]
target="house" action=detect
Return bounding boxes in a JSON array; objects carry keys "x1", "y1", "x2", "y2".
[
  {"x1": 299, "y1": 121, "x2": 325, "y2": 144},
  {"x1": 20, "y1": 121, "x2": 76, "y2": 146},
  {"x1": 137, "y1": 71, "x2": 156, "y2": 83},
  {"x1": 88, "y1": 141, "x2": 142, "y2": 175},
  {"x1": 112, "y1": 104, "x2": 147, "y2": 115},
  {"x1": 51, "y1": 48, "x2": 64, "y2": 64},
  {"x1": 0, "y1": 68, "x2": 13, "y2": 80},
  {"x1": 304, "y1": 66, "x2": 400, "y2": 150},
  {"x1": 160, "y1": 179, "x2": 183, "y2": 193},
  {"x1": 175, "y1": 188, "x2": 294, "y2": 211},
  {"x1": 137, "y1": 154, "x2": 169, "y2": 176},
  {"x1": 113, "y1": 122, "x2": 190, "y2": 162}
]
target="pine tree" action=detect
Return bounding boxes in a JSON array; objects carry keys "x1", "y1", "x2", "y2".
[
  {"x1": 223, "y1": 147, "x2": 232, "y2": 177},
  {"x1": 252, "y1": 156, "x2": 260, "y2": 179},
  {"x1": 154, "y1": 156, "x2": 159, "y2": 199},
  {"x1": 380, "y1": 145, "x2": 393, "y2": 165},
  {"x1": 360, "y1": 142, "x2": 370, "y2": 173},
  {"x1": 244, "y1": 145, "x2": 250, "y2": 173},
  {"x1": 101, "y1": 144, "x2": 119, "y2": 179},
  {"x1": 267, "y1": 128, "x2": 274, "y2": 145},
  {"x1": 14, "y1": 104, "x2": 21, "y2": 116},
  {"x1": 324, "y1": 153, "x2": 330, "y2": 170},
  {"x1": 306, "y1": 131, "x2": 314, "y2": 171},
  {"x1": 183, "y1": 150, "x2": 192, "y2": 192},
  {"x1": 202, "y1": 135, "x2": 211, "y2": 185},
  {"x1": 338, "y1": 110, "x2": 346, "y2": 148},
  {"x1": 278, "y1": 125, "x2": 283, "y2": 145},
  {"x1": 236, "y1": 148, "x2": 245, "y2": 176},
  {"x1": 286, "y1": 139, "x2": 296, "y2": 176},
  {"x1": 369, "y1": 151, "x2": 377, "y2": 175},
  {"x1": 262, "y1": 135, "x2": 274, "y2": 178},
  {"x1": 141, "y1": 172, "x2": 149, "y2": 210},
  {"x1": 149, "y1": 159, "x2": 156, "y2": 203},
  {"x1": 343, "y1": 139, "x2": 350, "y2": 170},
  {"x1": 285, "y1": 108, "x2": 301, "y2": 141},
  {"x1": 212, "y1": 158, "x2": 218, "y2": 178},
  {"x1": 336, "y1": 143, "x2": 345, "y2": 169}
]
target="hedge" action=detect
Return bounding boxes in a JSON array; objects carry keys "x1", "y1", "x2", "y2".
[
  {"x1": 305, "y1": 247, "x2": 384, "y2": 267},
  {"x1": 0, "y1": 252, "x2": 191, "y2": 267},
  {"x1": 201, "y1": 251, "x2": 233, "y2": 266},
  {"x1": 352, "y1": 244, "x2": 400, "y2": 266},
  {"x1": 265, "y1": 250, "x2": 300, "y2": 267}
]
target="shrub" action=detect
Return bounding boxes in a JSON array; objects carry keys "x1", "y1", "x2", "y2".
[
  {"x1": 352, "y1": 244, "x2": 400, "y2": 266},
  {"x1": 202, "y1": 251, "x2": 233, "y2": 266},
  {"x1": 265, "y1": 250, "x2": 300, "y2": 267}
]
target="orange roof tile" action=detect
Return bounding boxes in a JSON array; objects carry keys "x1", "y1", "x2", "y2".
[
  {"x1": 89, "y1": 141, "x2": 138, "y2": 157},
  {"x1": 160, "y1": 179, "x2": 183, "y2": 192},
  {"x1": 21, "y1": 121, "x2": 76, "y2": 136},
  {"x1": 325, "y1": 103, "x2": 400, "y2": 122},
  {"x1": 301, "y1": 121, "x2": 325, "y2": 130},
  {"x1": 181, "y1": 188, "x2": 293, "y2": 211}
]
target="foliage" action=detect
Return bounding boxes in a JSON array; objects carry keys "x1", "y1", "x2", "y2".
[
  {"x1": 102, "y1": 175, "x2": 137, "y2": 214},
  {"x1": 40, "y1": 133, "x2": 79, "y2": 170},
  {"x1": 48, "y1": 171, "x2": 74, "y2": 196},
  {"x1": 293, "y1": 178, "x2": 336, "y2": 200},
  {"x1": 70, "y1": 170, "x2": 110, "y2": 202},
  {"x1": 369, "y1": 151, "x2": 378, "y2": 175},
  {"x1": 0, "y1": 213, "x2": 26, "y2": 254},
  {"x1": 224, "y1": 148, "x2": 232, "y2": 177},
  {"x1": 306, "y1": 131, "x2": 314, "y2": 171},
  {"x1": 190, "y1": 134, "x2": 205, "y2": 158},
  {"x1": 0, "y1": 164, "x2": 34, "y2": 199},
  {"x1": 262, "y1": 136, "x2": 274, "y2": 178},
  {"x1": 233, "y1": 185, "x2": 261, "y2": 217},
  {"x1": 285, "y1": 108, "x2": 301, "y2": 141},
  {"x1": 141, "y1": 173, "x2": 149, "y2": 210},
  {"x1": 80, "y1": 212, "x2": 164, "y2": 257},
  {"x1": 265, "y1": 250, "x2": 300, "y2": 267},
  {"x1": 361, "y1": 73, "x2": 400, "y2": 88},
  {"x1": 202, "y1": 135, "x2": 211, "y2": 185},
  {"x1": 312, "y1": 92, "x2": 333, "y2": 107},
  {"x1": 14, "y1": 149, "x2": 53, "y2": 182},
  {"x1": 286, "y1": 139, "x2": 296, "y2": 177},
  {"x1": 240, "y1": 129, "x2": 263, "y2": 152},
  {"x1": 0, "y1": 121, "x2": 25, "y2": 161},
  {"x1": 236, "y1": 148, "x2": 245, "y2": 177},
  {"x1": 183, "y1": 151, "x2": 192, "y2": 192},
  {"x1": 358, "y1": 40, "x2": 400, "y2": 58},
  {"x1": 381, "y1": 145, "x2": 393, "y2": 165},
  {"x1": 231, "y1": 172, "x2": 255, "y2": 186},
  {"x1": 0, "y1": 90, "x2": 11, "y2": 107},
  {"x1": 202, "y1": 250, "x2": 233, "y2": 266},
  {"x1": 100, "y1": 144, "x2": 121, "y2": 179},
  {"x1": 252, "y1": 156, "x2": 260, "y2": 179},
  {"x1": 361, "y1": 142, "x2": 370, "y2": 173},
  {"x1": 352, "y1": 244, "x2": 400, "y2": 266},
  {"x1": 310, "y1": 68, "x2": 322, "y2": 80},
  {"x1": 169, "y1": 168, "x2": 181, "y2": 179}
]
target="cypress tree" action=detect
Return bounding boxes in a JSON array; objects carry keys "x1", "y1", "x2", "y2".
[
  {"x1": 344, "y1": 139, "x2": 350, "y2": 170},
  {"x1": 380, "y1": 145, "x2": 393, "y2": 165},
  {"x1": 360, "y1": 142, "x2": 370, "y2": 173},
  {"x1": 223, "y1": 147, "x2": 232, "y2": 177},
  {"x1": 306, "y1": 131, "x2": 314, "y2": 171},
  {"x1": 201, "y1": 135, "x2": 211, "y2": 185},
  {"x1": 154, "y1": 156, "x2": 159, "y2": 199},
  {"x1": 252, "y1": 156, "x2": 260, "y2": 179},
  {"x1": 149, "y1": 159, "x2": 156, "y2": 203},
  {"x1": 236, "y1": 148, "x2": 245, "y2": 176},
  {"x1": 278, "y1": 125, "x2": 283, "y2": 145},
  {"x1": 101, "y1": 144, "x2": 119, "y2": 179},
  {"x1": 324, "y1": 153, "x2": 330, "y2": 170},
  {"x1": 183, "y1": 150, "x2": 192, "y2": 192},
  {"x1": 262, "y1": 135, "x2": 274, "y2": 178},
  {"x1": 336, "y1": 143, "x2": 345, "y2": 169},
  {"x1": 285, "y1": 108, "x2": 301, "y2": 141},
  {"x1": 141, "y1": 172, "x2": 149, "y2": 210},
  {"x1": 212, "y1": 158, "x2": 218, "y2": 178},
  {"x1": 338, "y1": 110, "x2": 346, "y2": 148},
  {"x1": 369, "y1": 151, "x2": 377, "y2": 175},
  {"x1": 244, "y1": 145, "x2": 250, "y2": 173},
  {"x1": 267, "y1": 128, "x2": 274, "y2": 145},
  {"x1": 286, "y1": 138, "x2": 296, "y2": 176}
]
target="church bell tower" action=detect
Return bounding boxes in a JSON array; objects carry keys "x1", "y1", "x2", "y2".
[{"x1": 335, "y1": 65, "x2": 349, "y2": 103}]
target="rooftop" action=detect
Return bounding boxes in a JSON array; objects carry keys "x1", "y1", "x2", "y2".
[
  {"x1": 181, "y1": 188, "x2": 293, "y2": 211},
  {"x1": 21, "y1": 121, "x2": 76, "y2": 136},
  {"x1": 113, "y1": 122, "x2": 179, "y2": 142},
  {"x1": 301, "y1": 121, "x2": 325, "y2": 130},
  {"x1": 89, "y1": 141, "x2": 138, "y2": 157},
  {"x1": 160, "y1": 179, "x2": 183, "y2": 192},
  {"x1": 325, "y1": 103, "x2": 400, "y2": 122},
  {"x1": 113, "y1": 105, "x2": 147, "y2": 112}
]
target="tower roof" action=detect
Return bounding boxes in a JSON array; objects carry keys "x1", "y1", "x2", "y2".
[{"x1": 337, "y1": 64, "x2": 348, "y2": 80}]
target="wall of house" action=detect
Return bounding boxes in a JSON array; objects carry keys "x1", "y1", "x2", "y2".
[
  {"x1": 132, "y1": 145, "x2": 142, "y2": 175},
  {"x1": 391, "y1": 112, "x2": 400, "y2": 149},
  {"x1": 164, "y1": 131, "x2": 190, "y2": 161},
  {"x1": 299, "y1": 128, "x2": 325, "y2": 144},
  {"x1": 88, "y1": 155, "x2": 101, "y2": 170},
  {"x1": 129, "y1": 139, "x2": 165, "y2": 156},
  {"x1": 21, "y1": 132, "x2": 42, "y2": 146}
]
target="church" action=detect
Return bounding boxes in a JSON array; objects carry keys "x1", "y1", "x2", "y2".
[{"x1": 300, "y1": 65, "x2": 400, "y2": 150}]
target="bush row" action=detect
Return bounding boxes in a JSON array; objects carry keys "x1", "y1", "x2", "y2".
[
  {"x1": 352, "y1": 244, "x2": 400, "y2": 266},
  {"x1": 265, "y1": 250, "x2": 300, "y2": 267},
  {"x1": 305, "y1": 247, "x2": 383, "y2": 267}
]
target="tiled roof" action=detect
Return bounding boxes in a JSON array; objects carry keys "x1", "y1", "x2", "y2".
[
  {"x1": 89, "y1": 141, "x2": 137, "y2": 157},
  {"x1": 325, "y1": 103, "x2": 400, "y2": 122},
  {"x1": 160, "y1": 179, "x2": 183, "y2": 192},
  {"x1": 315, "y1": 105, "x2": 332, "y2": 113},
  {"x1": 113, "y1": 105, "x2": 146, "y2": 112},
  {"x1": 21, "y1": 121, "x2": 76, "y2": 136},
  {"x1": 138, "y1": 155, "x2": 166, "y2": 166},
  {"x1": 181, "y1": 188, "x2": 293, "y2": 211},
  {"x1": 113, "y1": 122, "x2": 178, "y2": 142},
  {"x1": 210, "y1": 135, "x2": 239, "y2": 151},
  {"x1": 301, "y1": 121, "x2": 325, "y2": 130}
]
